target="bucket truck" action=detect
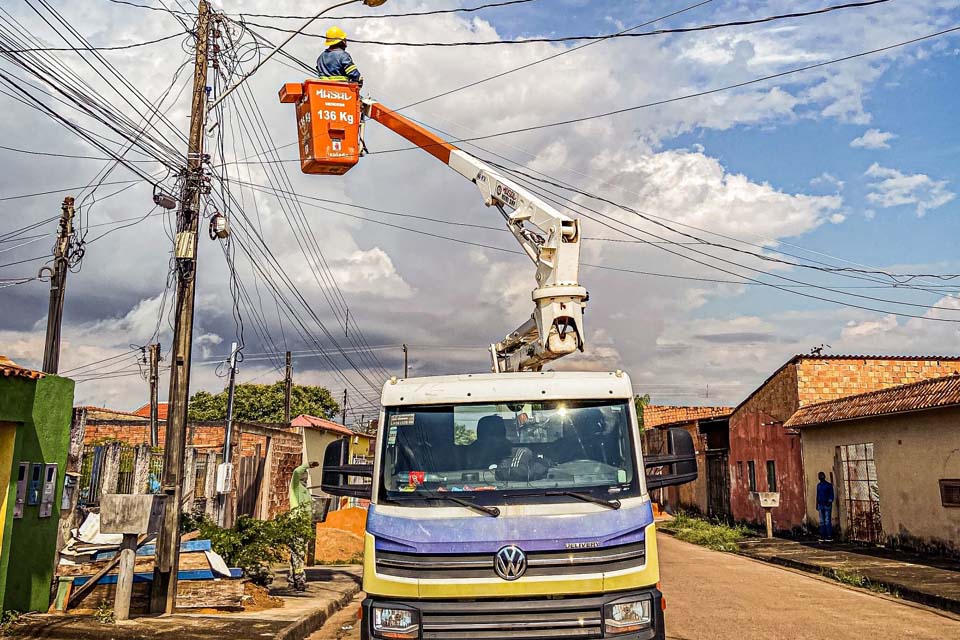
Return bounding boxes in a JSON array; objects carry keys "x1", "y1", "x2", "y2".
[{"x1": 279, "y1": 80, "x2": 696, "y2": 640}]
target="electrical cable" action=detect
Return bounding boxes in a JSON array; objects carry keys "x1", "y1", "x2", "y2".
[
  {"x1": 0, "y1": 31, "x2": 187, "y2": 52},
  {"x1": 247, "y1": 1, "x2": 891, "y2": 47}
]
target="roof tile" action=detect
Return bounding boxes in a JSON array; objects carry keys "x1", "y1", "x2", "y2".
[{"x1": 785, "y1": 374, "x2": 960, "y2": 427}]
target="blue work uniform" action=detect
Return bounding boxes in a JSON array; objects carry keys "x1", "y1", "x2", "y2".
[{"x1": 317, "y1": 47, "x2": 362, "y2": 84}]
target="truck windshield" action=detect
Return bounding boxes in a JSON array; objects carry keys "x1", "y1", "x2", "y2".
[{"x1": 380, "y1": 400, "x2": 639, "y2": 502}]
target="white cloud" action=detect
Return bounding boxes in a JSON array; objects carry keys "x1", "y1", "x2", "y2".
[
  {"x1": 850, "y1": 129, "x2": 897, "y2": 149},
  {"x1": 865, "y1": 163, "x2": 956, "y2": 216},
  {"x1": 328, "y1": 248, "x2": 415, "y2": 299},
  {"x1": 811, "y1": 172, "x2": 845, "y2": 191}
]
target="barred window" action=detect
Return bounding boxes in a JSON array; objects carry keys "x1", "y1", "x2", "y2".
[{"x1": 941, "y1": 479, "x2": 960, "y2": 508}]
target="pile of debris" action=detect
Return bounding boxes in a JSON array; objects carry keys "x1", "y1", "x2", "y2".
[{"x1": 53, "y1": 512, "x2": 244, "y2": 614}]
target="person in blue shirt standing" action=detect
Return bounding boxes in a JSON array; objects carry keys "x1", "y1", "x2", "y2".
[
  {"x1": 317, "y1": 27, "x2": 363, "y2": 86},
  {"x1": 816, "y1": 471, "x2": 835, "y2": 542}
]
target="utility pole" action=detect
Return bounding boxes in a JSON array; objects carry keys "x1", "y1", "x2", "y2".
[
  {"x1": 284, "y1": 351, "x2": 293, "y2": 424},
  {"x1": 148, "y1": 344, "x2": 161, "y2": 448},
  {"x1": 402, "y1": 344, "x2": 408, "y2": 378},
  {"x1": 41, "y1": 197, "x2": 75, "y2": 374},
  {"x1": 217, "y1": 342, "x2": 239, "y2": 527},
  {"x1": 152, "y1": 0, "x2": 212, "y2": 615},
  {"x1": 342, "y1": 389, "x2": 348, "y2": 425}
]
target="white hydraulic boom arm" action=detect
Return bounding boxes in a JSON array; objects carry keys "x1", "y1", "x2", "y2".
[{"x1": 363, "y1": 99, "x2": 588, "y2": 373}]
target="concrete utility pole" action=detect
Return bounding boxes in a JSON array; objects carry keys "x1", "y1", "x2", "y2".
[
  {"x1": 342, "y1": 389, "x2": 348, "y2": 425},
  {"x1": 403, "y1": 343, "x2": 408, "y2": 378},
  {"x1": 217, "y1": 342, "x2": 239, "y2": 527},
  {"x1": 41, "y1": 196, "x2": 75, "y2": 374},
  {"x1": 148, "y1": 343, "x2": 161, "y2": 448},
  {"x1": 151, "y1": 0, "x2": 212, "y2": 615},
  {"x1": 284, "y1": 351, "x2": 293, "y2": 424}
]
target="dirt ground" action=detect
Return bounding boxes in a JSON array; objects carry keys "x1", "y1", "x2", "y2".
[{"x1": 313, "y1": 528, "x2": 364, "y2": 564}]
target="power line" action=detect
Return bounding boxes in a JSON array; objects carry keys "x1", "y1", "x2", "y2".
[
  {"x1": 247, "y1": 1, "x2": 891, "y2": 47},
  {"x1": 398, "y1": 0, "x2": 715, "y2": 110},
  {"x1": 0, "y1": 31, "x2": 188, "y2": 52},
  {"x1": 372, "y1": 26, "x2": 960, "y2": 150}
]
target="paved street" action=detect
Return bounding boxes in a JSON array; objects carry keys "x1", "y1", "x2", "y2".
[{"x1": 310, "y1": 535, "x2": 959, "y2": 639}]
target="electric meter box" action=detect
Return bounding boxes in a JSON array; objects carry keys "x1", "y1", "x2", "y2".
[
  {"x1": 751, "y1": 491, "x2": 781, "y2": 508},
  {"x1": 279, "y1": 80, "x2": 362, "y2": 175}
]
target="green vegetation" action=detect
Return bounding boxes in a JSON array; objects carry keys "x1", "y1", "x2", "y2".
[
  {"x1": 658, "y1": 512, "x2": 751, "y2": 552},
  {"x1": 826, "y1": 568, "x2": 894, "y2": 595},
  {"x1": 181, "y1": 509, "x2": 314, "y2": 586},
  {"x1": 94, "y1": 601, "x2": 114, "y2": 625},
  {"x1": 188, "y1": 382, "x2": 339, "y2": 423},
  {"x1": 453, "y1": 423, "x2": 476, "y2": 445},
  {"x1": 0, "y1": 610, "x2": 22, "y2": 635}
]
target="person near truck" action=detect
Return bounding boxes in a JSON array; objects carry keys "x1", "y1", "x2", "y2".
[
  {"x1": 288, "y1": 460, "x2": 320, "y2": 591},
  {"x1": 816, "y1": 471, "x2": 835, "y2": 542}
]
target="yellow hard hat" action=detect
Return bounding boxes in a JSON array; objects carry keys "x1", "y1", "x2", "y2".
[{"x1": 325, "y1": 26, "x2": 347, "y2": 47}]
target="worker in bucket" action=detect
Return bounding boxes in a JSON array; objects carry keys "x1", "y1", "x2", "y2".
[
  {"x1": 317, "y1": 26, "x2": 368, "y2": 154},
  {"x1": 288, "y1": 460, "x2": 320, "y2": 591},
  {"x1": 317, "y1": 26, "x2": 363, "y2": 86}
]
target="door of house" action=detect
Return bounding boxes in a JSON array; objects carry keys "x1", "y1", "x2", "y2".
[
  {"x1": 235, "y1": 444, "x2": 264, "y2": 518},
  {"x1": 705, "y1": 449, "x2": 731, "y2": 520},
  {"x1": 835, "y1": 443, "x2": 883, "y2": 544}
]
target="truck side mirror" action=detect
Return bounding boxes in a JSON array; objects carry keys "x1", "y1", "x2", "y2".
[
  {"x1": 644, "y1": 427, "x2": 698, "y2": 490},
  {"x1": 321, "y1": 438, "x2": 374, "y2": 500}
]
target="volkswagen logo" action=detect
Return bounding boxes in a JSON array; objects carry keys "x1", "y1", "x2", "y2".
[{"x1": 494, "y1": 545, "x2": 527, "y2": 581}]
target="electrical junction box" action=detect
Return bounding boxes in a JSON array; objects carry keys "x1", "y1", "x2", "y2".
[
  {"x1": 279, "y1": 80, "x2": 362, "y2": 175},
  {"x1": 61, "y1": 472, "x2": 80, "y2": 511},
  {"x1": 14, "y1": 462, "x2": 29, "y2": 519},
  {"x1": 216, "y1": 462, "x2": 234, "y2": 494},
  {"x1": 39, "y1": 463, "x2": 58, "y2": 518},
  {"x1": 27, "y1": 463, "x2": 43, "y2": 506},
  {"x1": 752, "y1": 491, "x2": 781, "y2": 508}
]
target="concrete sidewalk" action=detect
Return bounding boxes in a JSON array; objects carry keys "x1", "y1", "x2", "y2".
[
  {"x1": 6, "y1": 566, "x2": 362, "y2": 640},
  {"x1": 739, "y1": 538, "x2": 960, "y2": 614}
]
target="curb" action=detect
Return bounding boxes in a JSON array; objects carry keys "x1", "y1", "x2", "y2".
[
  {"x1": 739, "y1": 549, "x2": 960, "y2": 616},
  {"x1": 276, "y1": 584, "x2": 362, "y2": 640}
]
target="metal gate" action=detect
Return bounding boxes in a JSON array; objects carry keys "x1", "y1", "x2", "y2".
[
  {"x1": 836, "y1": 443, "x2": 883, "y2": 544},
  {"x1": 706, "y1": 450, "x2": 731, "y2": 520}
]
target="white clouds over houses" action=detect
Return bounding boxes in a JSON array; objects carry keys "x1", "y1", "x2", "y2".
[
  {"x1": 850, "y1": 128, "x2": 897, "y2": 149},
  {"x1": 865, "y1": 163, "x2": 956, "y2": 216}
]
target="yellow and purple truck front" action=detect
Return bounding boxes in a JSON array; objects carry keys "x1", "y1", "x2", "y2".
[{"x1": 338, "y1": 371, "x2": 677, "y2": 640}]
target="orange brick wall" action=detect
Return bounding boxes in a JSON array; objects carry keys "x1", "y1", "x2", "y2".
[{"x1": 797, "y1": 358, "x2": 960, "y2": 406}]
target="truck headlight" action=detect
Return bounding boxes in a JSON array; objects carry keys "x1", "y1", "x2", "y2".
[
  {"x1": 372, "y1": 606, "x2": 420, "y2": 639},
  {"x1": 604, "y1": 596, "x2": 652, "y2": 634}
]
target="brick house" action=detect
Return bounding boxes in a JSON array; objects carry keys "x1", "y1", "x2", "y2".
[
  {"x1": 73, "y1": 407, "x2": 303, "y2": 522},
  {"x1": 642, "y1": 406, "x2": 732, "y2": 517},
  {"x1": 785, "y1": 375, "x2": 960, "y2": 555},
  {"x1": 728, "y1": 355, "x2": 960, "y2": 533}
]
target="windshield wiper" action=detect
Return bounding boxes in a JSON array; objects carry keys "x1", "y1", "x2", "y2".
[
  {"x1": 392, "y1": 493, "x2": 500, "y2": 517},
  {"x1": 545, "y1": 491, "x2": 621, "y2": 510}
]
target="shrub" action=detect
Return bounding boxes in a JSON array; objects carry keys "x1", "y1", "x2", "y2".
[
  {"x1": 658, "y1": 511, "x2": 751, "y2": 552},
  {"x1": 181, "y1": 509, "x2": 313, "y2": 586}
]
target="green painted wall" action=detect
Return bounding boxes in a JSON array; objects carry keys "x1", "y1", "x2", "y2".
[{"x1": 0, "y1": 375, "x2": 74, "y2": 613}]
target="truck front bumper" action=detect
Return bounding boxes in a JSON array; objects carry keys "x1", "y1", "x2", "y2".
[{"x1": 361, "y1": 586, "x2": 665, "y2": 640}]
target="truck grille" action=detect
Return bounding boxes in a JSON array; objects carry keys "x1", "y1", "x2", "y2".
[
  {"x1": 375, "y1": 539, "x2": 645, "y2": 579},
  {"x1": 417, "y1": 593, "x2": 607, "y2": 639}
]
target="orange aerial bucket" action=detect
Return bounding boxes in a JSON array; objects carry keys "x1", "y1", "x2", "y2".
[{"x1": 279, "y1": 80, "x2": 362, "y2": 175}]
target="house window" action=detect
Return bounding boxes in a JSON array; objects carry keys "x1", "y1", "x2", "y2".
[
  {"x1": 766, "y1": 460, "x2": 777, "y2": 492},
  {"x1": 941, "y1": 479, "x2": 960, "y2": 507},
  {"x1": 737, "y1": 461, "x2": 744, "y2": 481},
  {"x1": 748, "y1": 461, "x2": 757, "y2": 492}
]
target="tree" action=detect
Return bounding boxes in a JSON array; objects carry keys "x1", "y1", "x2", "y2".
[
  {"x1": 453, "y1": 423, "x2": 476, "y2": 445},
  {"x1": 634, "y1": 393, "x2": 651, "y2": 432},
  {"x1": 188, "y1": 382, "x2": 340, "y2": 423}
]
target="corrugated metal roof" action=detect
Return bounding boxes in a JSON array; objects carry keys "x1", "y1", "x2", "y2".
[
  {"x1": 785, "y1": 374, "x2": 960, "y2": 427},
  {"x1": 643, "y1": 405, "x2": 733, "y2": 429},
  {"x1": 0, "y1": 356, "x2": 44, "y2": 380}
]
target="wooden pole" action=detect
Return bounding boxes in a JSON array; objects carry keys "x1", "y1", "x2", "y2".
[
  {"x1": 151, "y1": 0, "x2": 212, "y2": 614},
  {"x1": 114, "y1": 533, "x2": 138, "y2": 621}
]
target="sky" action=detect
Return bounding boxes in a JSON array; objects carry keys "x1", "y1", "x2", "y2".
[{"x1": 1, "y1": 0, "x2": 959, "y2": 416}]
